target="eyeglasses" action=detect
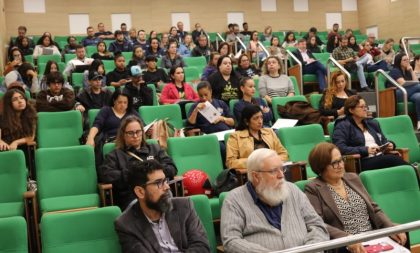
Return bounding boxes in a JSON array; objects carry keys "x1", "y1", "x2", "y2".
[
  {"x1": 125, "y1": 130, "x2": 142, "y2": 137},
  {"x1": 255, "y1": 166, "x2": 287, "y2": 175},
  {"x1": 142, "y1": 178, "x2": 169, "y2": 189},
  {"x1": 355, "y1": 105, "x2": 369, "y2": 110},
  {"x1": 329, "y1": 157, "x2": 346, "y2": 169}
]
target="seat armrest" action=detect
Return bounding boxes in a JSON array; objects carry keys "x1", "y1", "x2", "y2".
[
  {"x1": 217, "y1": 245, "x2": 225, "y2": 253},
  {"x1": 98, "y1": 183, "x2": 113, "y2": 206},
  {"x1": 343, "y1": 154, "x2": 361, "y2": 174},
  {"x1": 24, "y1": 191, "x2": 40, "y2": 253},
  {"x1": 170, "y1": 176, "x2": 184, "y2": 197},
  {"x1": 395, "y1": 148, "x2": 410, "y2": 163},
  {"x1": 286, "y1": 161, "x2": 307, "y2": 182},
  {"x1": 378, "y1": 87, "x2": 397, "y2": 117}
]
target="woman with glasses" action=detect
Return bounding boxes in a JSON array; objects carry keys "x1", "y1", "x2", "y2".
[
  {"x1": 100, "y1": 115, "x2": 177, "y2": 210},
  {"x1": 304, "y1": 142, "x2": 408, "y2": 253},
  {"x1": 332, "y1": 95, "x2": 408, "y2": 171},
  {"x1": 226, "y1": 104, "x2": 288, "y2": 170}
]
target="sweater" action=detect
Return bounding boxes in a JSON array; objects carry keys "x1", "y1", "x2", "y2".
[
  {"x1": 221, "y1": 183, "x2": 329, "y2": 253},
  {"x1": 258, "y1": 74, "x2": 294, "y2": 98}
]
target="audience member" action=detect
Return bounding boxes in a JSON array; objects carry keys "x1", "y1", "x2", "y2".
[
  {"x1": 101, "y1": 116, "x2": 177, "y2": 210},
  {"x1": 33, "y1": 34, "x2": 61, "y2": 60},
  {"x1": 413, "y1": 54, "x2": 420, "y2": 80},
  {"x1": 95, "y1": 22, "x2": 114, "y2": 40},
  {"x1": 160, "y1": 40, "x2": 186, "y2": 69},
  {"x1": 319, "y1": 71, "x2": 355, "y2": 119},
  {"x1": 326, "y1": 35, "x2": 339, "y2": 53},
  {"x1": 260, "y1": 25, "x2": 273, "y2": 42},
  {"x1": 268, "y1": 36, "x2": 287, "y2": 60},
  {"x1": 332, "y1": 95, "x2": 409, "y2": 171},
  {"x1": 248, "y1": 31, "x2": 266, "y2": 61},
  {"x1": 36, "y1": 72, "x2": 75, "y2": 112},
  {"x1": 106, "y1": 54, "x2": 131, "y2": 88},
  {"x1": 327, "y1": 23, "x2": 341, "y2": 40},
  {"x1": 120, "y1": 23, "x2": 130, "y2": 41},
  {"x1": 61, "y1": 36, "x2": 78, "y2": 55},
  {"x1": 221, "y1": 148, "x2": 329, "y2": 252},
  {"x1": 83, "y1": 59, "x2": 106, "y2": 88},
  {"x1": 234, "y1": 77, "x2": 272, "y2": 126},
  {"x1": 207, "y1": 55, "x2": 240, "y2": 103},
  {"x1": 160, "y1": 66, "x2": 199, "y2": 104},
  {"x1": 348, "y1": 35, "x2": 359, "y2": 52},
  {"x1": 145, "y1": 38, "x2": 165, "y2": 58},
  {"x1": 282, "y1": 31, "x2": 297, "y2": 48},
  {"x1": 142, "y1": 55, "x2": 170, "y2": 90},
  {"x1": 64, "y1": 44, "x2": 94, "y2": 77},
  {"x1": 16, "y1": 36, "x2": 34, "y2": 56},
  {"x1": 81, "y1": 26, "x2": 99, "y2": 47},
  {"x1": 378, "y1": 38, "x2": 395, "y2": 69},
  {"x1": 4, "y1": 47, "x2": 25, "y2": 76},
  {"x1": 218, "y1": 42, "x2": 233, "y2": 58},
  {"x1": 123, "y1": 66, "x2": 153, "y2": 110},
  {"x1": 240, "y1": 22, "x2": 252, "y2": 37},
  {"x1": 305, "y1": 142, "x2": 407, "y2": 252},
  {"x1": 40, "y1": 60, "x2": 72, "y2": 91},
  {"x1": 201, "y1": 52, "x2": 220, "y2": 81},
  {"x1": 191, "y1": 35, "x2": 211, "y2": 60},
  {"x1": 176, "y1": 21, "x2": 188, "y2": 42},
  {"x1": 0, "y1": 87, "x2": 37, "y2": 152},
  {"x1": 36, "y1": 32, "x2": 61, "y2": 50},
  {"x1": 259, "y1": 56, "x2": 294, "y2": 105},
  {"x1": 226, "y1": 23, "x2": 244, "y2": 44},
  {"x1": 303, "y1": 27, "x2": 324, "y2": 45},
  {"x1": 169, "y1": 26, "x2": 179, "y2": 42},
  {"x1": 4, "y1": 62, "x2": 39, "y2": 93},
  {"x1": 91, "y1": 41, "x2": 114, "y2": 61},
  {"x1": 127, "y1": 46, "x2": 146, "y2": 70},
  {"x1": 191, "y1": 23, "x2": 206, "y2": 44},
  {"x1": 109, "y1": 30, "x2": 133, "y2": 54},
  {"x1": 160, "y1": 33, "x2": 170, "y2": 52},
  {"x1": 357, "y1": 41, "x2": 389, "y2": 74},
  {"x1": 293, "y1": 38, "x2": 327, "y2": 91},
  {"x1": 306, "y1": 35, "x2": 321, "y2": 53},
  {"x1": 227, "y1": 105, "x2": 287, "y2": 170},
  {"x1": 133, "y1": 29, "x2": 149, "y2": 51},
  {"x1": 114, "y1": 159, "x2": 209, "y2": 252},
  {"x1": 235, "y1": 54, "x2": 260, "y2": 78},
  {"x1": 9, "y1": 26, "x2": 34, "y2": 53},
  {"x1": 181, "y1": 34, "x2": 195, "y2": 56}
]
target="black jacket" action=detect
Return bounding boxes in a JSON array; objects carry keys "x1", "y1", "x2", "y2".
[
  {"x1": 99, "y1": 143, "x2": 177, "y2": 210},
  {"x1": 76, "y1": 88, "x2": 113, "y2": 111},
  {"x1": 292, "y1": 49, "x2": 316, "y2": 68},
  {"x1": 332, "y1": 116, "x2": 392, "y2": 158},
  {"x1": 123, "y1": 83, "x2": 154, "y2": 110}
]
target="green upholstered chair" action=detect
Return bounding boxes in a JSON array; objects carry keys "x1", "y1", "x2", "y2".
[
  {"x1": 271, "y1": 95, "x2": 307, "y2": 121},
  {"x1": 139, "y1": 104, "x2": 184, "y2": 129},
  {"x1": 294, "y1": 179, "x2": 312, "y2": 192},
  {"x1": 184, "y1": 56, "x2": 207, "y2": 73},
  {"x1": 167, "y1": 135, "x2": 223, "y2": 219},
  {"x1": 184, "y1": 66, "x2": 201, "y2": 82},
  {"x1": 309, "y1": 93, "x2": 322, "y2": 110},
  {"x1": 0, "y1": 216, "x2": 28, "y2": 253},
  {"x1": 376, "y1": 115, "x2": 420, "y2": 163},
  {"x1": 41, "y1": 206, "x2": 121, "y2": 253},
  {"x1": 88, "y1": 109, "x2": 100, "y2": 128},
  {"x1": 278, "y1": 124, "x2": 326, "y2": 178},
  {"x1": 190, "y1": 195, "x2": 218, "y2": 253},
  {"x1": 71, "y1": 72, "x2": 84, "y2": 89},
  {"x1": 37, "y1": 54, "x2": 61, "y2": 65},
  {"x1": 102, "y1": 139, "x2": 158, "y2": 158},
  {"x1": 37, "y1": 111, "x2": 83, "y2": 148},
  {"x1": 64, "y1": 53, "x2": 76, "y2": 64},
  {"x1": 86, "y1": 45, "x2": 98, "y2": 57},
  {"x1": 360, "y1": 165, "x2": 420, "y2": 245},
  {"x1": 35, "y1": 145, "x2": 111, "y2": 213},
  {"x1": 147, "y1": 83, "x2": 158, "y2": 106}
]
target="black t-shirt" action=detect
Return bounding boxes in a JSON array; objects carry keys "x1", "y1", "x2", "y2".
[
  {"x1": 207, "y1": 72, "x2": 240, "y2": 103},
  {"x1": 90, "y1": 92, "x2": 104, "y2": 108},
  {"x1": 91, "y1": 53, "x2": 114, "y2": 61},
  {"x1": 143, "y1": 69, "x2": 169, "y2": 89},
  {"x1": 176, "y1": 85, "x2": 185, "y2": 99},
  {"x1": 106, "y1": 68, "x2": 131, "y2": 86}
]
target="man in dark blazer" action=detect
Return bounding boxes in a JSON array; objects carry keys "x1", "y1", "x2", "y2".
[
  {"x1": 292, "y1": 39, "x2": 327, "y2": 92},
  {"x1": 114, "y1": 159, "x2": 210, "y2": 253}
]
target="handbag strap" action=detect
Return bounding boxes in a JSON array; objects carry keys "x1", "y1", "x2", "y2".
[{"x1": 126, "y1": 151, "x2": 143, "y2": 161}]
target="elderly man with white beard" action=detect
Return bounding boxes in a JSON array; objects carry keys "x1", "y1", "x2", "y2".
[{"x1": 221, "y1": 148, "x2": 329, "y2": 253}]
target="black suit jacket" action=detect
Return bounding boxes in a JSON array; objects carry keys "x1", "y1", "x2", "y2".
[
  {"x1": 292, "y1": 49, "x2": 316, "y2": 68},
  {"x1": 114, "y1": 197, "x2": 210, "y2": 253}
]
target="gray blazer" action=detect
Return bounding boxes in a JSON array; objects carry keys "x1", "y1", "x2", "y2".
[
  {"x1": 114, "y1": 197, "x2": 210, "y2": 253},
  {"x1": 304, "y1": 173, "x2": 394, "y2": 239}
]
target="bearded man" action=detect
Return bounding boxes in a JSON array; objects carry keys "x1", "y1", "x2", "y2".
[
  {"x1": 114, "y1": 160, "x2": 210, "y2": 253},
  {"x1": 221, "y1": 148, "x2": 329, "y2": 253}
]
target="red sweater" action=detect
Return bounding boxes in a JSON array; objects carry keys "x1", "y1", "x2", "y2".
[{"x1": 159, "y1": 82, "x2": 199, "y2": 104}]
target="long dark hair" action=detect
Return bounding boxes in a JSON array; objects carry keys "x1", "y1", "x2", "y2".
[
  {"x1": 43, "y1": 60, "x2": 59, "y2": 76},
  {"x1": 110, "y1": 89, "x2": 134, "y2": 113},
  {"x1": 393, "y1": 53, "x2": 407, "y2": 71},
  {"x1": 8, "y1": 47, "x2": 26, "y2": 63},
  {"x1": 1, "y1": 88, "x2": 37, "y2": 143},
  {"x1": 169, "y1": 66, "x2": 185, "y2": 83},
  {"x1": 236, "y1": 104, "x2": 262, "y2": 131}
]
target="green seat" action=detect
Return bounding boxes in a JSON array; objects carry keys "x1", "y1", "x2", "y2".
[
  {"x1": 376, "y1": 73, "x2": 414, "y2": 115},
  {"x1": 36, "y1": 145, "x2": 100, "y2": 213},
  {"x1": 360, "y1": 165, "x2": 420, "y2": 245},
  {"x1": 88, "y1": 109, "x2": 100, "y2": 128},
  {"x1": 190, "y1": 195, "x2": 217, "y2": 253},
  {"x1": 253, "y1": 78, "x2": 260, "y2": 97},
  {"x1": 309, "y1": 93, "x2": 322, "y2": 109},
  {"x1": 41, "y1": 206, "x2": 121, "y2": 253},
  {"x1": 167, "y1": 135, "x2": 223, "y2": 219},
  {"x1": 72, "y1": 73, "x2": 85, "y2": 89},
  {"x1": 271, "y1": 95, "x2": 307, "y2": 121},
  {"x1": 229, "y1": 99, "x2": 239, "y2": 119},
  {"x1": 103, "y1": 60, "x2": 116, "y2": 73},
  {"x1": 37, "y1": 111, "x2": 83, "y2": 148},
  {"x1": 312, "y1": 53, "x2": 330, "y2": 67},
  {"x1": 147, "y1": 83, "x2": 158, "y2": 106},
  {"x1": 64, "y1": 53, "x2": 76, "y2": 64},
  {"x1": 278, "y1": 124, "x2": 326, "y2": 178},
  {"x1": 122, "y1": 52, "x2": 132, "y2": 62},
  {"x1": 184, "y1": 56, "x2": 207, "y2": 73},
  {"x1": 0, "y1": 216, "x2": 28, "y2": 253},
  {"x1": 139, "y1": 104, "x2": 183, "y2": 129},
  {"x1": 24, "y1": 54, "x2": 34, "y2": 65},
  {"x1": 376, "y1": 115, "x2": 420, "y2": 163},
  {"x1": 0, "y1": 150, "x2": 27, "y2": 218},
  {"x1": 86, "y1": 45, "x2": 98, "y2": 57},
  {"x1": 184, "y1": 66, "x2": 200, "y2": 82},
  {"x1": 38, "y1": 62, "x2": 66, "y2": 75},
  {"x1": 289, "y1": 76, "x2": 300, "y2": 95},
  {"x1": 294, "y1": 179, "x2": 312, "y2": 191},
  {"x1": 37, "y1": 54, "x2": 61, "y2": 65}
]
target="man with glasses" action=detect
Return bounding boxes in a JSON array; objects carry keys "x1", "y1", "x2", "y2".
[
  {"x1": 221, "y1": 148, "x2": 328, "y2": 253},
  {"x1": 114, "y1": 159, "x2": 210, "y2": 253}
]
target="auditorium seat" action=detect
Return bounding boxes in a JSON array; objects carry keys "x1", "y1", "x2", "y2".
[
  {"x1": 139, "y1": 104, "x2": 184, "y2": 129},
  {"x1": 37, "y1": 55, "x2": 61, "y2": 65},
  {"x1": 0, "y1": 216, "x2": 28, "y2": 253},
  {"x1": 271, "y1": 95, "x2": 307, "y2": 121},
  {"x1": 190, "y1": 195, "x2": 218, "y2": 253}
]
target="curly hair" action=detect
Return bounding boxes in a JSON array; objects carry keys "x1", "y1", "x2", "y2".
[{"x1": 324, "y1": 71, "x2": 348, "y2": 109}]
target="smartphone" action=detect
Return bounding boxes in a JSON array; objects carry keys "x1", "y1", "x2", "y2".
[
  {"x1": 378, "y1": 142, "x2": 391, "y2": 152},
  {"x1": 364, "y1": 242, "x2": 394, "y2": 253}
]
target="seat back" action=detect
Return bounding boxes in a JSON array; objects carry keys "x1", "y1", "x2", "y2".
[
  {"x1": 38, "y1": 55, "x2": 61, "y2": 65},
  {"x1": 190, "y1": 195, "x2": 217, "y2": 253},
  {"x1": 64, "y1": 54, "x2": 76, "y2": 64},
  {"x1": 309, "y1": 93, "x2": 322, "y2": 110},
  {"x1": 271, "y1": 95, "x2": 307, "y2": 120},
  {"x1": 103, "y1": 60, "x2": 116, "y2": 73},
  {"x1": 71, "y1": 72, "x2": 85, "y2": 89},
  {"x1": 146, "y1": 84, "x2": 158, "y2": 106},
  {"x1": 184, "y1": 56, "x2": 207, "y2": 72},
  {"x1": 0, "y1": 216, "x2": 28, "y2": 253},
  {"x1": 0, "y1": 151, "x2": 27, "y2": 213},
  {"x1": 376, "y1": 115, "x2": 420, "y2": 163},
  {"x1": 139, "y1": 104, "x2": 183, "y2": 129},
  {"x1": 312, "y1": 53, "x2": 330, "y2": 67},
  {"x1": 278, "y1": 124, "x2": 325, "y2": 178},
  {"x1": 36, "y1": 146, "x2": 97, "y2": 207},
  {"x1": 360, "y1": 166, "x2": 420, "y2": 224},
  {"x1": 289, "y1": 76, "x2": 301, "y2": 95},
  {"x1": 88, "y1": 109, "x2": 100, "y2": 128},
  {"x1": 184, "y1": 66, "x2": 201, "y2": 82},
  {"x1": 41, "y1": 206, "x2": 121, "y2": 253},
  {"x1": 294, "y1": 179, "x2": 312, "y2": 192},
  {"x1": 37, "y1": 111, "x2": 83, "y2": 148},
  {"x1": 86, "y1": 46, "x2": 98, "y2": 57},
  {"x1": 167, "y1": 135, "x2": 223, "y2": 183}
]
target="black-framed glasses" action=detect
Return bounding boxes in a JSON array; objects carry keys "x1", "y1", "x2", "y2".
[
  {"x1": 329, "y1": 157, "x2": 346, "y2": 169},
  {"x1": 142, "y1": 178, "x2": 169, "y2": 189},
  {"x1": 125, "y1": 130, "x2": 143, "y2": 137},
  {"x1": 255, "y1": 166, "x2": 287, "y2": 175}
]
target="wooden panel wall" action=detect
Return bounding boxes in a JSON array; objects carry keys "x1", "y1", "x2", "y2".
[{"x1": 1, "y1": 0, "x2": 7, "y2": 72}]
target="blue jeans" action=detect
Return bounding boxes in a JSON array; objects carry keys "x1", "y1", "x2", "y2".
[
  {"x1": 356, "y1": 55, "x2": 370, "y2": 88},
  {"x1": 396, "y1": 83, "x2": 420, "y2": 120},
  {"x1": 303, "y1": 61, "x2": 327, "y2": 91}
]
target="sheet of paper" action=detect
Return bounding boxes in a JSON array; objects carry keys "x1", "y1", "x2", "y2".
[
  {"x1": 143, "y1": 119, "x2": 157, "y2": 133},
  {"x1": 362, "y1": 236, "x2": 410, "y2": 253},
  {"x1": 209, "y1": 129, "x2": 235, "y2": 142},
  {"x1": 271, "y1": 119, "x2": 298, "y2": 129},
  {"x1": 198, "y1": 101, "x2": 221, "y2": 124}
]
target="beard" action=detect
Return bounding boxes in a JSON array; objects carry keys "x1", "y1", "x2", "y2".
[
  {"x1": 255, "y1": 178, "x2": 289, "y2": 206},
  {"x1": 145, "y1": 190, "x2": 173, "y2": 213}
]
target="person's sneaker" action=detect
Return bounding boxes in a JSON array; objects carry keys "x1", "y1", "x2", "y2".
[{"x1": 360, "y1": 87, "x2": 374, "y2": 92}]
